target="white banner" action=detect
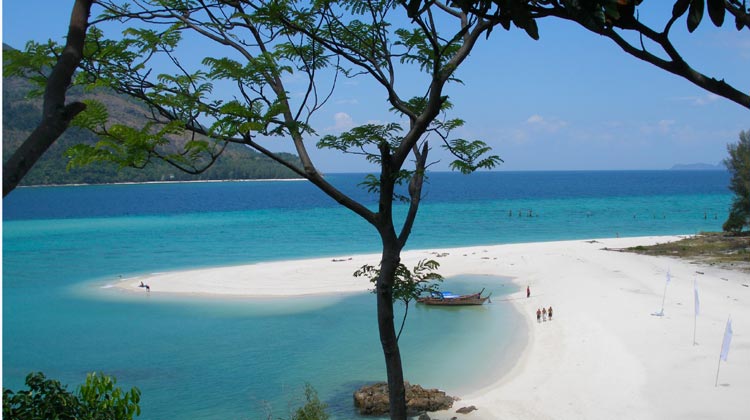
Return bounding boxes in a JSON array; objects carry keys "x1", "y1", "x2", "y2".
[{"x1": 720, "y1": 317, "x2": 733, "y2": 362}]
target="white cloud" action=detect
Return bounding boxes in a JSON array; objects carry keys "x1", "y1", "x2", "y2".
[
  {"x1": 657, "y1": 119, "x2": 676, "y2": 134},
  {"x1": 326, "y1": 112, "x2": 355, "y2": 132},
  {"x1": 510, "y1": 129, "x2": 529, "y2": 143},
  {"x1": 524, "y1": 114, "x2": 568, "y2": 132},
  {"x1": 526, "y1": 114, "x2": 544, "y2": 124},
  {"x1": 640, "y1": 119, "x2": 676, "y2": 136},
  {"x1": 674, "y1": 93, "x2": 720, "y2": 106}
]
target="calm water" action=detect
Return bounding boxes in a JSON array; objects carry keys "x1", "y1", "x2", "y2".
[{"x1": 2, "y1": 171, "x2": 731, "y2": 419}]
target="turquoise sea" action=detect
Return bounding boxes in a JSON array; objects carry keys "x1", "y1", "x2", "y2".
[{"x1": 2, "y1": 171, "x2": 731, "y2": 419}]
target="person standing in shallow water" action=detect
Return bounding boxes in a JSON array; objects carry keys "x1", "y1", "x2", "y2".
[
  {"x1": 536, "y1": 308, "x2": 541, "y2": 323},
  {"x1": 548, "y1": 306, "x2": 553, "y2": 320},
  {"x1": 527, "y1": 286, "x2": 531, "y2": 298},
  {"x1": 542, "y1": 307, "x2": 547, "y2": 321}
]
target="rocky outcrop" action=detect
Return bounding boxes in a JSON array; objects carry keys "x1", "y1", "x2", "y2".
[{"x1": 353, "y1": 381, "x2": 455, "y2": 416}]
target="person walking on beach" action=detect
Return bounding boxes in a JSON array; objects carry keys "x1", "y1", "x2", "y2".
[
  {"x1": 548, "y1": 306, "x2": 553, "y2": 320},
  {"x1": 527, "y1": 286, "x2": 531, "y2": 298},
  {"x1": 542, "y1": 307, "x2": 547, "y2": 321},
  {"x1": 536, "y1": 308, "x2": 541, "y2": 323}
]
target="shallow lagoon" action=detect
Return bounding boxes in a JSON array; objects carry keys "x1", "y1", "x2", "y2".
[{"x1": 7, "y1": 271, "x2": 522, "y2": 419}]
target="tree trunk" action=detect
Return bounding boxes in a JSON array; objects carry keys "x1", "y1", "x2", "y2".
[
  {"x1": 377, "y1": 243, "x2": 407, "y2": 419},
  {"x1": 2, "y1": 0, "x2": 92, "y2": 197}
]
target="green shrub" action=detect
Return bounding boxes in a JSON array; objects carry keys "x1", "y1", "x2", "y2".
[
  {"x1": 3, "y1": 372, "x2": 141, "y2": 420},
  {"x1": 290, "y1": 384, "x2": 329, "y2": 420},
  {"x1": 723, "y1": 210, "x2": 746, "y2": 234}
]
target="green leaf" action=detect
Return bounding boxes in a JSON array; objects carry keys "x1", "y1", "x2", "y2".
[
  {"x1": 524, "y1": 19, "x2": 540, "y2": 40},
  {"x1": 672, "y1": 0, "x2": 690, "y2": 19},
  {"x1": 687, "y1": 0, "x2": 705, "y2": 32},
  {"x1": 604, "y1": 1, "x2": 621, "y2": 21},
  {"x1": 70, "y1": 99, "x2": 109, "y2": 130},
  {"x1": 443, "y1": 139, "x2": 502, "y2": 174},
  {"x1": 355, "y1": 259, "x2": 443, "y2": 304},
  {"x1": 706, "y1": 0, "x2": 725, "y2": 26}
]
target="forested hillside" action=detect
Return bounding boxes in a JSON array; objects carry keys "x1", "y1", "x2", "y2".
[{"x1": 3, "y1": 47, "x2": 302, "y2": 186}]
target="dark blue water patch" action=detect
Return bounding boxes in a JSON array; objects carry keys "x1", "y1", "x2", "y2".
[
  {"x1": 3, "y1": 170, "x2": 730, "y2": 221},
  {"x1": 3, "y1": 180, "x2": 342, "y2": 220}
]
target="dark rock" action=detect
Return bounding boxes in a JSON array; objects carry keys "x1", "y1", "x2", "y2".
[
  {"x1": 353, "y1": 381, "x2": 455, "y2": 415},
  {"x1": 456, "y1": 405, "x2": 477, "y2": 414},
  {"x1": 418, "y1": 414, "x2": 431, "y2": 420}
]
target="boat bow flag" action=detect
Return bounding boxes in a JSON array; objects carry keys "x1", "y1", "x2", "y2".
[{"x1": 720, "y1": 317, "x2": 733, "y2": 361}]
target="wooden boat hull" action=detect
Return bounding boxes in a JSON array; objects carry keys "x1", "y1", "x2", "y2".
[{"x1": 416, "y1": 292, "x2": 489, "y2": 306}]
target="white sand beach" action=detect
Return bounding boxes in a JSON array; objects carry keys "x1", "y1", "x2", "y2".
[{"x1": 115, "y1": 235, "x2": 750, "y2": 419}]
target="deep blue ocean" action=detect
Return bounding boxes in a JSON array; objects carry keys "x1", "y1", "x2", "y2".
[{"x1": 2, "y1": 171, "x2": 731, "y2": 419}]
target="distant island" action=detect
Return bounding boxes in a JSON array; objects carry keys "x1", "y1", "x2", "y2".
[
  {"x1": 669, "y1": 163, "x2": 725, "y2": 171},
  {"x1": 2, "y1": 44, "x2": 302, "y2": 187}
]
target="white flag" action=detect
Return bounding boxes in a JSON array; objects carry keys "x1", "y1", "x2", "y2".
[
  {"x1": 694, "y1": 281, "x2": 700, "y2": 316},
  {"x1": 720, "y1": 317, "x2": 733, "y2": 361}
]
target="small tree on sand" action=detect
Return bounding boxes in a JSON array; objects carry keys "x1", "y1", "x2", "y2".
[{"x1": 723, "y1": 130, "x2": 750, "y2": 233}]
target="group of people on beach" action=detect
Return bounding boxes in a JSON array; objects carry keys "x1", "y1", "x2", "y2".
[
  {"x1": 536, "y1": 306, "x2": 553, "y2": 322},
  {"x1": 139, "y1": 281, "x2": 150, "y2": 292},
  {"x1": 527, "y1": 286, "x2": 553, "y2": 322}
]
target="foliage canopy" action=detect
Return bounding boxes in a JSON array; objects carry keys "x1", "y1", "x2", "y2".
[
  {"x1": 723, "y1": 130, "x2": 750, "y2": 233},
  {"x1": 355, "y1": 259, "x2": 444, "y2": 340}
]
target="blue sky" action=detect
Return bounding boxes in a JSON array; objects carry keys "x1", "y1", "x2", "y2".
[{"x1": 2, "y1": 1, "x2": 748, "y2": 172}]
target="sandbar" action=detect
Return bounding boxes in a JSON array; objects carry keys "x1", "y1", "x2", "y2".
[{"x1": 114, "y1": 235, "x2": 750, "y2": 419}]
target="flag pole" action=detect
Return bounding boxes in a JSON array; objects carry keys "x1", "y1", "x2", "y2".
[
  {"x1": 659, "y1": 281, "x2": 667, "y2": 315},
  {"x1": 715, "y1": 354, "x2": 722, "y2": 387},
  {"x1": 693, "y1": 277, "x2": 698, "y2": 345},
  {"x1": 658, "y1": 269, "x2": 670, "y2": 316},
  {"x1": 693, "y1": 313, "x2": 698, "y2": 345}
]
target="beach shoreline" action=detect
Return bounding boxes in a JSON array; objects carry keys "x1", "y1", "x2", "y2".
[
  {"x1": 17, "y1": 177, "x2": 307, "y2": 189},
  {"x1": 108, "y1": 235, "x2": 750, "y2": 419}
]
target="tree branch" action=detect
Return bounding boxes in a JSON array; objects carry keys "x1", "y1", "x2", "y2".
[
  {"x1": 3, "y1": 0, "x2": 93, "y2": 197},
  {"x1": 398, "y1": 142, "x2": 428, "y2": 247},
  {"x1": 528, "y1": 2, "x2": 750, "y2": 110}
]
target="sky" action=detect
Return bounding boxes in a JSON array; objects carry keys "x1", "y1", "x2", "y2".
[{"x1": 2, "y1": 1, "x2": 748, "y2": 173}]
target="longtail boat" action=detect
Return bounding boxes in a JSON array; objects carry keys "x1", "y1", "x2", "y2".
[{"x1": 416, "y1": 288, "x2": 490, "y2": 306}]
